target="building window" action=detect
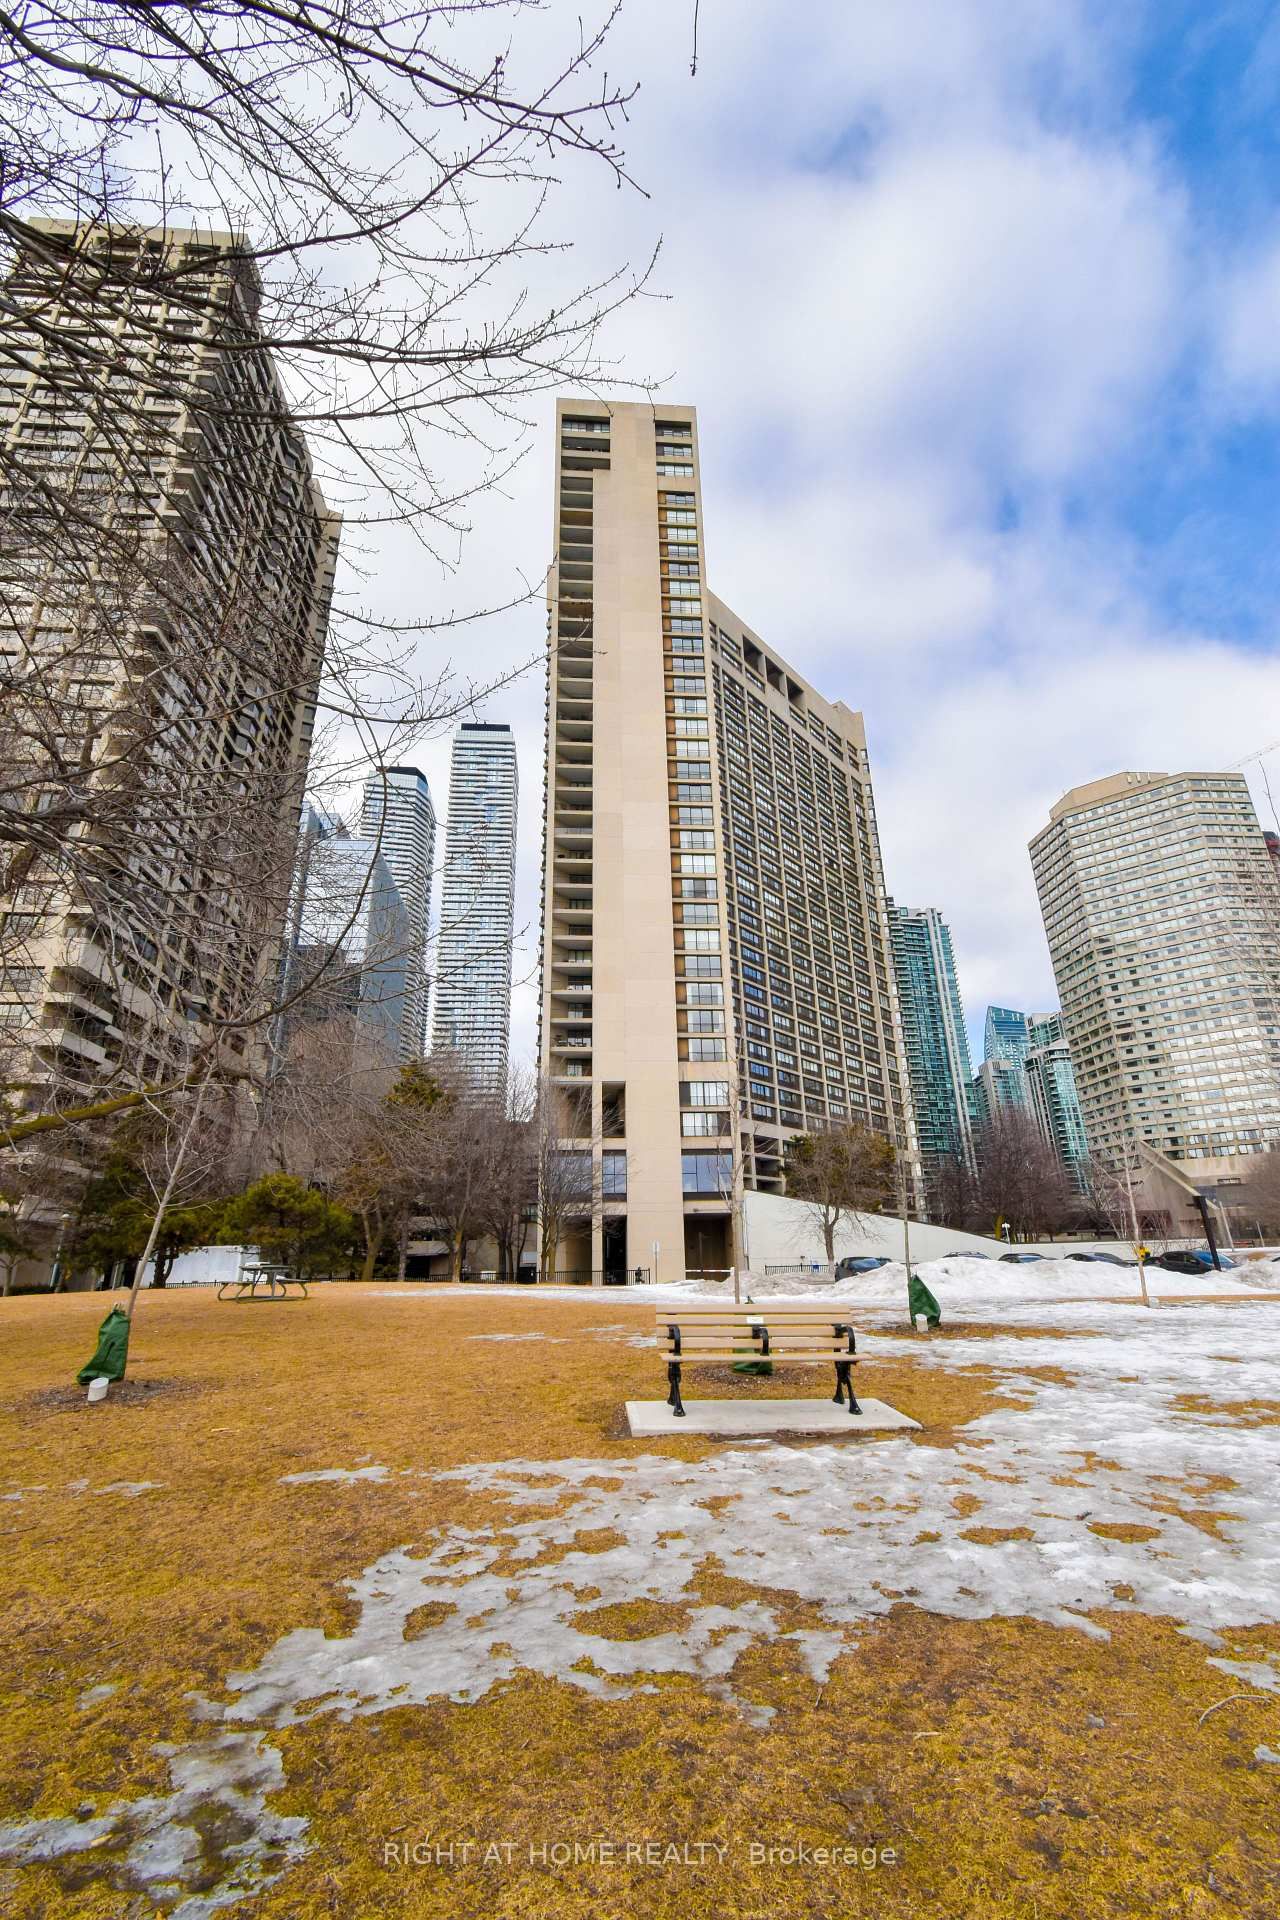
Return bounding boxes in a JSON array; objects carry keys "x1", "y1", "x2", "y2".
[
  {"x1": 686, "y1": 1037, "x2": 727, "y2": 1061},
  {"x1": 681, "y1": 1150, "x2": 733, "y2": 1194},
  {"x1": 681, "y1": 1110, "x2": 727, "y2": 1136},
  {"x1": 602, "y1": 1151, "x2": 627, "y2": 1198}
]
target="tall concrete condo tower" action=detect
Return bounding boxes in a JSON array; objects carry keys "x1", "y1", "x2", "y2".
[
  {"x1": 361, "y1": 766, "x2": 436, "y2": 1057},
  {"x1": 539, "y1": 400, "x2": 911, "y2": 1285},
  {"x1": 889, "y1": 905, "x2": 975, "y2": 1182},
  {"x1": 0, "y1": 221, "x2": 337, "y2": 1113},
  {"x1": 431, "y1": 723, "x2": 518, "y2": 1095},
  {"x1": 1030, "y1": 770, "x2": 1280, "y2": 1197}
]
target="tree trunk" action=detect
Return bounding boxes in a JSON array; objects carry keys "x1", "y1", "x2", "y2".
[
  {"x1": 396, "y1": 1214, "x2": 409, "y2": 1284},
  {"x1": 124, "y1": 1067, "x2": 214, "y2": 1328},
  {"x1": 823, "y1": 1214, "x2": 835, "y2": 1263},
  {"x1": 0, "y1": 1256, "x2": 13, "y2": 1298}
]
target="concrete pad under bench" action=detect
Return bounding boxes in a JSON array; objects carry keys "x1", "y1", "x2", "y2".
[{"x1": 625, "y1": 1397, "x2": 920, "y2": 1437}]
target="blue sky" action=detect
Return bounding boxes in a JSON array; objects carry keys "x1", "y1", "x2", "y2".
[{"x1": 361, "y1": 1, "x2": 1280, "y2": 1071}]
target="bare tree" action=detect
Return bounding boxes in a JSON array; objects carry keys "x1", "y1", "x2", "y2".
[
  {"x1": 1, "y1": 2, "x2": 653, "y2": 1165},
  {"x1": 972, "y1": 1108, "x2": 1073, "y2": 1243},
  {"x1": 784, "y1": 1122, "x2": 895, "y2": 1265}
]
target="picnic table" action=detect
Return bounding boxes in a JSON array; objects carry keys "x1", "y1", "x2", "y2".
[{"x1": 216, "y1": 1264, "x2": 308, "y2": 1302}]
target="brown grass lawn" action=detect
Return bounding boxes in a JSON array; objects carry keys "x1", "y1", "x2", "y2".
[{"x1": 0, "y1": 1285, "x2": 1276, "y2": 1919}]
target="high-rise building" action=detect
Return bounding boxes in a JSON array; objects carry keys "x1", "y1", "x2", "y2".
[
  {"x1": 430, "y1": 722, "x2": 518, "y2": 1094},
  {"x1": 969, "y1": 1056, "x2": 1029, "y2": 1135},
  {"x1": 984, "y1": 1005, "x2": 1032, "y2": 1068},
  {"x1": 890, "y1": 905, "x2": 975, "y2": 1181},
  {"x1": 297, "y1": 835, "x2": 411, "y2": 1057},
  {"x1": 0, "y1": 221, "x2": 337, "y2": 1111},
  {"x1": 1024, "y1": 1011, "x2": 1089, "y2": 1188},
  {"x1": 360, "y1": 766, "x2": 435, "y2": 1057},
  {"x1": 538, "y1": 399, "x2": 912, "y2": 1284},
  {"x1": 1030, "y1": 770, "x2": 1280, "y2": 1195}
]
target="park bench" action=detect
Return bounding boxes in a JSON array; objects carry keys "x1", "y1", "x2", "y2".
[
  {"x1": 217, "y1": 1263, "x2": 308, "y2": 1302},
  {"x1": 656, "y1": 1304, "x2": 861, "y2": 1418}
]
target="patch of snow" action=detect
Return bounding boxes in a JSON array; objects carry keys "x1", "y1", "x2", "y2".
[
  {"x1": 1207, "y1": 1654, "x2": 1280, "y2": 1695},
  {"x1": 279, "y1": 1466, "x2": 390, "y2": 1486},
  {"x1": 0, "y1": 1731, "x2": 306, "y2": 1917},
  {"x1": 77, "y1": 1683, "x2": 118, "y2": 1710},
  {"x1": 1255, "y1": 1745, "x2": 1280, "y2": 1765},
  {"x1": 93, "y1": 1481, "x2": 165, "y2": 1497}
]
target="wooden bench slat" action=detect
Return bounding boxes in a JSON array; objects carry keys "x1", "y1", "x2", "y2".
[
  {"x1": 662, "y1": 1337, "x2": 851, "y2": 1349},
  {"x1": 656, "y1": 1352, "x2": 852, "y2": 1363}
]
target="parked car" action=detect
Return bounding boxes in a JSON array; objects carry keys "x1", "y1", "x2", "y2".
[
  {"x1": 1067, "y1": 1250, "x2": 1135, "y2": 1267},
  {"x1": 1149, "y1": 1249, "x2": 1236, "y2": 1275},
  {"x1": 998, "y1": 1251, "x2": 1045, "y2": 1263},
  {"x1": 943, "y1": 1250, "x2": 991, "y2": 1260},
  {"x1": 834, "y1": 1255, "x2": 892, "y2": 1277}
]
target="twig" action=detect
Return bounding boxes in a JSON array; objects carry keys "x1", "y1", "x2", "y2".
[{"x1": 1197, "y1": 1692, "x2": 1273, "y2": 1726}]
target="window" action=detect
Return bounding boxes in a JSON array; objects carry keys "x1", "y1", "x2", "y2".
[
  {"x1": 682, "y1": 1110, "x2": 726, "y2": 1137},
  {"x1": 686, "y1": 1037, "x2": 727, "y2": 1061},
  {"x1": 682, "y1": 1079, "x2": 729, "y2": 1105},
  {"x1": 678, "y1": 830, "x2": 715, "y2": 850},
  {"x1": 670, "y1": 636, "x2": 704, "y2": 655},
  {"x1": 682, "y1": 1010, "x2": 724, "y2": 1033},
  {"x1": 680, "y1": 954, "x2": 722, "y2": 977},
  {"x1": 680, "y1": 853, "x2": 716, "y2": 874},
  {"x1": 684, "y1": 982, "x2": 723, "y2": 1006},
  {"x1": 682, "y1": 1150, "x2": 733, "y2": 1193},
  {"x1": 601, "y1": 1151, "x2": 627, "y2": 1198},
  {"x1": 549, "y1": 1150, "x2": 592, "y2": 1201}
]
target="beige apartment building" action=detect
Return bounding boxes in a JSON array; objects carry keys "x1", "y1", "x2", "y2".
[
  {"x1": 1030, "y1": 770, "x2": 1280, "y2": 1212},
  {"x1": 0, "y1": 222, "x2": 337, "y2": 1131},
  {"x1": 539, "y1": 400, "x2": 911, "y2": 1284}
]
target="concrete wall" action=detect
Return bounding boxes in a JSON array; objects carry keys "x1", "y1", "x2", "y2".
[{"x1": 743, "y1": 1190, "x2": 1006, "y2": 1266}]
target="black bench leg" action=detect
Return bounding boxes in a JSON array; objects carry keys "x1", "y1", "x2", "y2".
[
  {"x1": 835, "y1": 1361, "x2": 862, "y2": 1416},
  {"x1": 667, "y1": 1360, "x2": 686, "y2": 1418}
]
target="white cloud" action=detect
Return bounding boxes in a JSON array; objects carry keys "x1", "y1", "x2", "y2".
[{"x1": 335, "y1": 0, "x2": 1280, "y2": 1074}]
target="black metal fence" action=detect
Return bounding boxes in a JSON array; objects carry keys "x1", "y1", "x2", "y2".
[{"x1": 541, "y1": 1269, "x2": 652, "y2": 1286}]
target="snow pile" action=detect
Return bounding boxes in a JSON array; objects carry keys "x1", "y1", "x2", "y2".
[{"x1": 658, "y1": 1253, "x2": 1275, "y2": 1310}]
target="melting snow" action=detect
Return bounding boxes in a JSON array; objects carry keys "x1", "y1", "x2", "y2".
[
  {"x1": 77, "y1": 1683, "x2": 118, "y2": 1710},
  {"x1": 5, "y1": 1299, "x2": 1279, "y2": 1912},
  {"x1": 0, "y1": 1732, "x2": 306, "y2": 1917},
  {"x1": 279, "y1": 1466, "x2": 390, "y2": 1486}
]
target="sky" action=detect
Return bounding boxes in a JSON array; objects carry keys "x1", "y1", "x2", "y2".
[{"x1": 347, "y1": 0, "x2": 1280, "y2": 1073}]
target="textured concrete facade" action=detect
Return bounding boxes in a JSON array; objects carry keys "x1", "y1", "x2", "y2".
[{"x1": 539, "y1": 400, "x2": 910, "y2": 1284}]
